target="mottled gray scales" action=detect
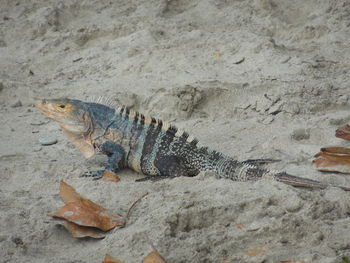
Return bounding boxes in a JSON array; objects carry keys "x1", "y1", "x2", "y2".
[
  {"x1": 126, "y1": 115, "x2": 145, "y2": 173},
  {"x1": 141, "y1": 125, "x2": 162, "y2": 176}
]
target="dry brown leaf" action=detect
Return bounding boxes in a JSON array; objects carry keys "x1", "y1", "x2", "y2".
[
  {"x1": 52, "y1": 199, "x2": 125, "y2": 231},
  {"x1": 320, "y1": 147, "x2": 350, "y2": 155},
  {"x1": 53, "y1": 218, "x2": 106, "y2": 238},
  {"x1": 52, "y1": 181, "x2": 148, "y2": 238},
  {"x1": 60, "y1": 180, "x2": 83, "y2": 203},
  {"x1": 103, "y1": 254, "x2": 125, "y2": 263},
  {"x1": 142, "y1": 251, "x2": 167, "y2": 263},
  {"x1": 313, "y1": 149, "x2": 350, "y2": 173},
  {"x1": 336, "y1": 124, "x2": 350, "y2": 140},
  {"x1": 102, "y1": 171, "x2": 120, "y2": 182}
]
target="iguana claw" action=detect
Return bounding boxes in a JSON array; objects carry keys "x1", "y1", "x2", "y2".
[{"x1": 80, "y1": 170, "x2": 104, "y2": 180}]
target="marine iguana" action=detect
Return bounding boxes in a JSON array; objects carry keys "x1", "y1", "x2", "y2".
[{"x1": 36, "y1": 98, "x2": 350, "y2": 191}]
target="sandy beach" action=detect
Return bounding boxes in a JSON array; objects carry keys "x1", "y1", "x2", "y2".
[{"x1": 1, "y1": 0, "x2": 350, "y2": 262}]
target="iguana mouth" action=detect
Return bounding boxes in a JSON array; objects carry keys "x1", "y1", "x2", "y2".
[
  {"x1": 35, "y1": 99, "x2": 85, "y2": 129},
  {"x1": 35, "y1": 100, "x2": 52, "y2": 117},
  {"x1": 35, "y1": 99, "x2": 69, "y2": 120}
]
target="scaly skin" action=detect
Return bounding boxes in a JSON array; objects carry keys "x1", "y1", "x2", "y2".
[{"x1": 36, "y1": 98, "x2": 350, "y2": 191}]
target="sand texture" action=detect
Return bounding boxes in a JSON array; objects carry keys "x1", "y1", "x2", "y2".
[{"x1": 1, "y1": 0, "x2": 350, "y2": 262}]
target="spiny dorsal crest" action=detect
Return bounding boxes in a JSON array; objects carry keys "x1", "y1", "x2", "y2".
[
  {"x1": 116, "y1": 104, "x2": 199, "y2": 145},
  {"x1": 86, "y1": 96, "x2": 118, "y2": 109}
]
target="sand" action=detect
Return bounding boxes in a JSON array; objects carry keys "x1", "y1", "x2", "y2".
[{"x1": 1, "y1": 0, "x2": 350, "y2": 262}]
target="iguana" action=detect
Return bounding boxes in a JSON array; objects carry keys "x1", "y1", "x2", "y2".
[{"x1": 36, "y1": 98, "x2": 350, "y2": 191}]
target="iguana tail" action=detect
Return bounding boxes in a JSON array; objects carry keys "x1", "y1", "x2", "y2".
[
  {"x1": 203, "y1": 151, "x2": 350, "y2": 191},
  {"x1": 275, "y1": 172, "x2": 350, "y2": 191}
]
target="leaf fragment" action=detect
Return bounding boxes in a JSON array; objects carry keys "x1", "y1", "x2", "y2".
[
  {"x1": 142, "y1": 235, "x2": 168, "y2": 263},
  {"x1": 142, "y1": 251, "x2": 167, "y2": 263},
  {"x1": 336, "y1": 124, "x2": 350, "y2": 140},
  {"x1": 313, "y1": 147, "x2": 350, "y2": 174},
  {"x1": 102, "y1": 171, "x2": 120, "y2": 182},
  {"x1": 103, "y1": 254, "x2": 125, "y2": 263}
]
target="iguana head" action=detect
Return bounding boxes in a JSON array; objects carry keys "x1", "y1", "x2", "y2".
[
  {"x1": 36, "y1": 98, "x2": 97, "y2": 158},
  {"x1": 36, "y1": 98, "x2": 92, "y2": 133}
]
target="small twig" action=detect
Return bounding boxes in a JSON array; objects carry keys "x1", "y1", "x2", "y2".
[
  {"x1": 233, "y1": 57, "x2": 245, "y2": 64},
  {"x1": 30, "y1": 120, "x2": 50, "y2": 126},
  {"x1": 125, "y1": 192, "x2": 149, "y2": 220},
  {"x1": 73, "y1": 57, "x2": 83, "y2": 62}
]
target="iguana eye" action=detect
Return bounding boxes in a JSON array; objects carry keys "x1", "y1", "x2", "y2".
[{"x1": 56, "y1": 103, "x2": 73, "y2": 112}]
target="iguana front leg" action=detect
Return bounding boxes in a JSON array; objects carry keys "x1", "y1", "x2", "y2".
[{"x1": 80, "y1": 141, "x2": 126, "y2": 180}]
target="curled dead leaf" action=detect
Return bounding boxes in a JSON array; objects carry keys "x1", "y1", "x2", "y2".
[
  {"x1": 103, "y1": 254, "x2": 125, "y2": 263},
  {"x1": 142, "y1": 251, "x2": 167, "y2": 263},
  {"x1": 336, "y1": 124, "x2": 350, "y2": 140},
  {"x1": 102, "y1": 171, "x2": 120, "y2": 182},
  {"x1": 52, "y1": 181, "x2": 148, "y2": 238},
  {"x1": 52, "y1": 199, "x2": 125, "y2": 231},
  {"x1": 53, "y1": 218, "x2": 106, "y2": 239},
  {"x1": 313, "y1": 148, "x2": 350, "y2": 174}
]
